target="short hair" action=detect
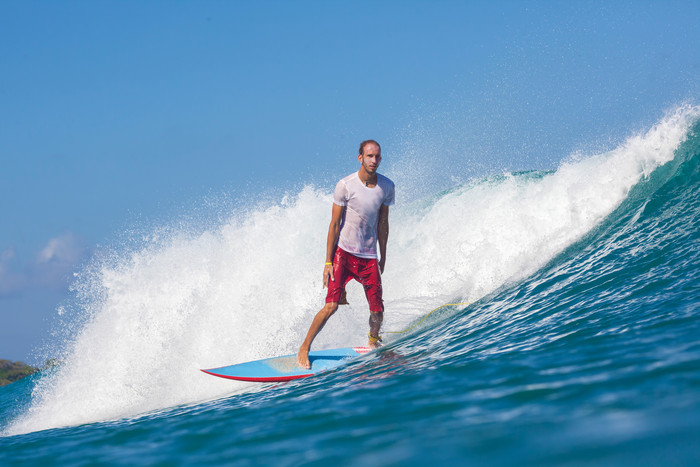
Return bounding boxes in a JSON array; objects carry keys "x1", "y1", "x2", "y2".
[{"x1": 359, "y1": 140, "x2": 381, "y2": 155}]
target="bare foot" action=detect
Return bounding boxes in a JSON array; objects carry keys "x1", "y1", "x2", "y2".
[
  {"x1": 368, "y1": 339, "x2": 383, "y2": 349},
  {"x1": 297, "y1": 347, "x2": 311, "y2": 369}
]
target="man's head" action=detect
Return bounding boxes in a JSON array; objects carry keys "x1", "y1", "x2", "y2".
[{"x1": 358, "y1": 140, "x2": 381, "y2": 175}]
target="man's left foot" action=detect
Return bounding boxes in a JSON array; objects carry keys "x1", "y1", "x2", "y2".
[{"x1": 368, "y1": 333, "x2": 382, "y2": 349}]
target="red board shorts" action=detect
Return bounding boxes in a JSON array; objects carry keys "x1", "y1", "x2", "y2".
[{"x1": 326, "y1": 247, "x2": 384, "y2": 313}]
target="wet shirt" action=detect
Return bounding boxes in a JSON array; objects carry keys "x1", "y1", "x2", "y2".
[{"x1": 333, "y1": 172, "x2": 395, "y2": 259}]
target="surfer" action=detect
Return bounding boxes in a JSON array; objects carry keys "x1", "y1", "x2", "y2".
[{"x1": 297, "y1": 140, "x2": 395, "y2": 369}]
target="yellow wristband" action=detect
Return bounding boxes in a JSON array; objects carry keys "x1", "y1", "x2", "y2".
[{"x1": 325, "y1": 262, "x2": 332, "y2": 266}]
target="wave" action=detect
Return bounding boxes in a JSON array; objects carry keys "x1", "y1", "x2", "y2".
[{"x1": 4, "y1": 104, "x2": 698, "y2": 436}]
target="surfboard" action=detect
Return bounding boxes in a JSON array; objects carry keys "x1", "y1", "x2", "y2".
[{"x1": 201, "y1": 346, "x2": 371, "y2": 382}]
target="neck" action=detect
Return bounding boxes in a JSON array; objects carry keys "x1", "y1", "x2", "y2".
[{"x1": 358, "y1": 169, "x2": 377, "y2": 186}]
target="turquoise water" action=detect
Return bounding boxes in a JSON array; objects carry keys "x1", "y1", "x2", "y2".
[{"x1": 2, "y1": 107, "x2": 700, "y2": 465}]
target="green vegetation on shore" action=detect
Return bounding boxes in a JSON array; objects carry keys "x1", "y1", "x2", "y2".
[{"x1": 0, "y1": 360, "x2": 39, "y2": 386}]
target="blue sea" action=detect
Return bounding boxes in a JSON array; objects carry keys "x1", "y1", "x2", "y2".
[{"x1": 1, "y1": 105, "x2": 699, "y2": 465}]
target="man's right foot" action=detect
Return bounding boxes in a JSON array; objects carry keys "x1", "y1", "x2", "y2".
[{"x1": 297, "y1": 347, "x2": 311, "y2": 369}]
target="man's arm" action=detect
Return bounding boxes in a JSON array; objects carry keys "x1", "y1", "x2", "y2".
[
  {"x1": 324, "y1": 203, "x2": 345, "y2": 287},
  {"x1": 377, "y1": 204, "x2": 390, "y2": 273}
]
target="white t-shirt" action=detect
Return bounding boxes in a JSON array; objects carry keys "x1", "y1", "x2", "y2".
[{"x1": 333, "y1": 172, "x2": 395, "y2": 259}]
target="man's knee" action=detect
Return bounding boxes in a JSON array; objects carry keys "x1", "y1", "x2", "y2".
[{"x1": 322, "y1": 302, "x2": 339, "y2": 318}]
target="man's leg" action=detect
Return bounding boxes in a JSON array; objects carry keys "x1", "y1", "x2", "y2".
[
  {"x1": 361, "y1": 258, "x2": 384, "y2": 348},
  {"x1": 369, "y1": 311, "x2": 383, "y2": 348},
  {"x1": 297, "y1": 302, "x2": 339, "y2": 369}
]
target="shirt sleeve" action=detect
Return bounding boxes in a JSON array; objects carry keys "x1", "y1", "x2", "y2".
[
  {"x1": 333, "y1": 179, "x2": 348, "y2": 206},
  {"x1": 383, "y1": 181, "x2": 395, "y2": 206}
]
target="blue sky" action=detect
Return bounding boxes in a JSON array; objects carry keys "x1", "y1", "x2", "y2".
[{"x1": 2, "y1": 1, "x2": 699, "y2": 361}]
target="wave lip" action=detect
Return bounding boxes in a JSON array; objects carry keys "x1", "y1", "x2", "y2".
[{"x1": 389, "y1": 104, "x2": 698, "y2": 306}]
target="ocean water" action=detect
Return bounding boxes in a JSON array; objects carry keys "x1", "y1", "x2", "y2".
[{"x1": 1, "y1": 105, "x2": 700, "y2": 465}]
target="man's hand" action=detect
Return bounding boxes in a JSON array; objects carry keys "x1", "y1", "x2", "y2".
[
  {"x1": 378, "y1": 258, "x2": 386, "y2": 274},
  {"x1": 323, "y1": 263, "x2": 334, "y2": 288}
]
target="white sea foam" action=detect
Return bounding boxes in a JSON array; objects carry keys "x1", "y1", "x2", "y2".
[{"x1": 5, "y1": 105, "x2": 698, "y2": 436}]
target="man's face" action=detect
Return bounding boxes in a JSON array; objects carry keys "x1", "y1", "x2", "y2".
[{"x1": 359, "y1": 143, "x2": 381, "y2": 174}]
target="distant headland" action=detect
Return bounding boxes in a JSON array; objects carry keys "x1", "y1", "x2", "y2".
[{"x1": 0, "y1": 360, "x2": 39, "y2": 386}]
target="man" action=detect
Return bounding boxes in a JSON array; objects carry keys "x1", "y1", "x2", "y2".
[{"x1": 297, "y1": 140, "x2": 395, "y2": 369}]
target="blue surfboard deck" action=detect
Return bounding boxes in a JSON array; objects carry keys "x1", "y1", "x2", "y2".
[{"x1": 202, "y1": 347, "x2": 371, "y2": 382}]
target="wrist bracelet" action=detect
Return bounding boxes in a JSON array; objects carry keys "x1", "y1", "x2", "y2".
[{"x1": 325, "y1": 262, "x2": 332, "y2": 266}]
